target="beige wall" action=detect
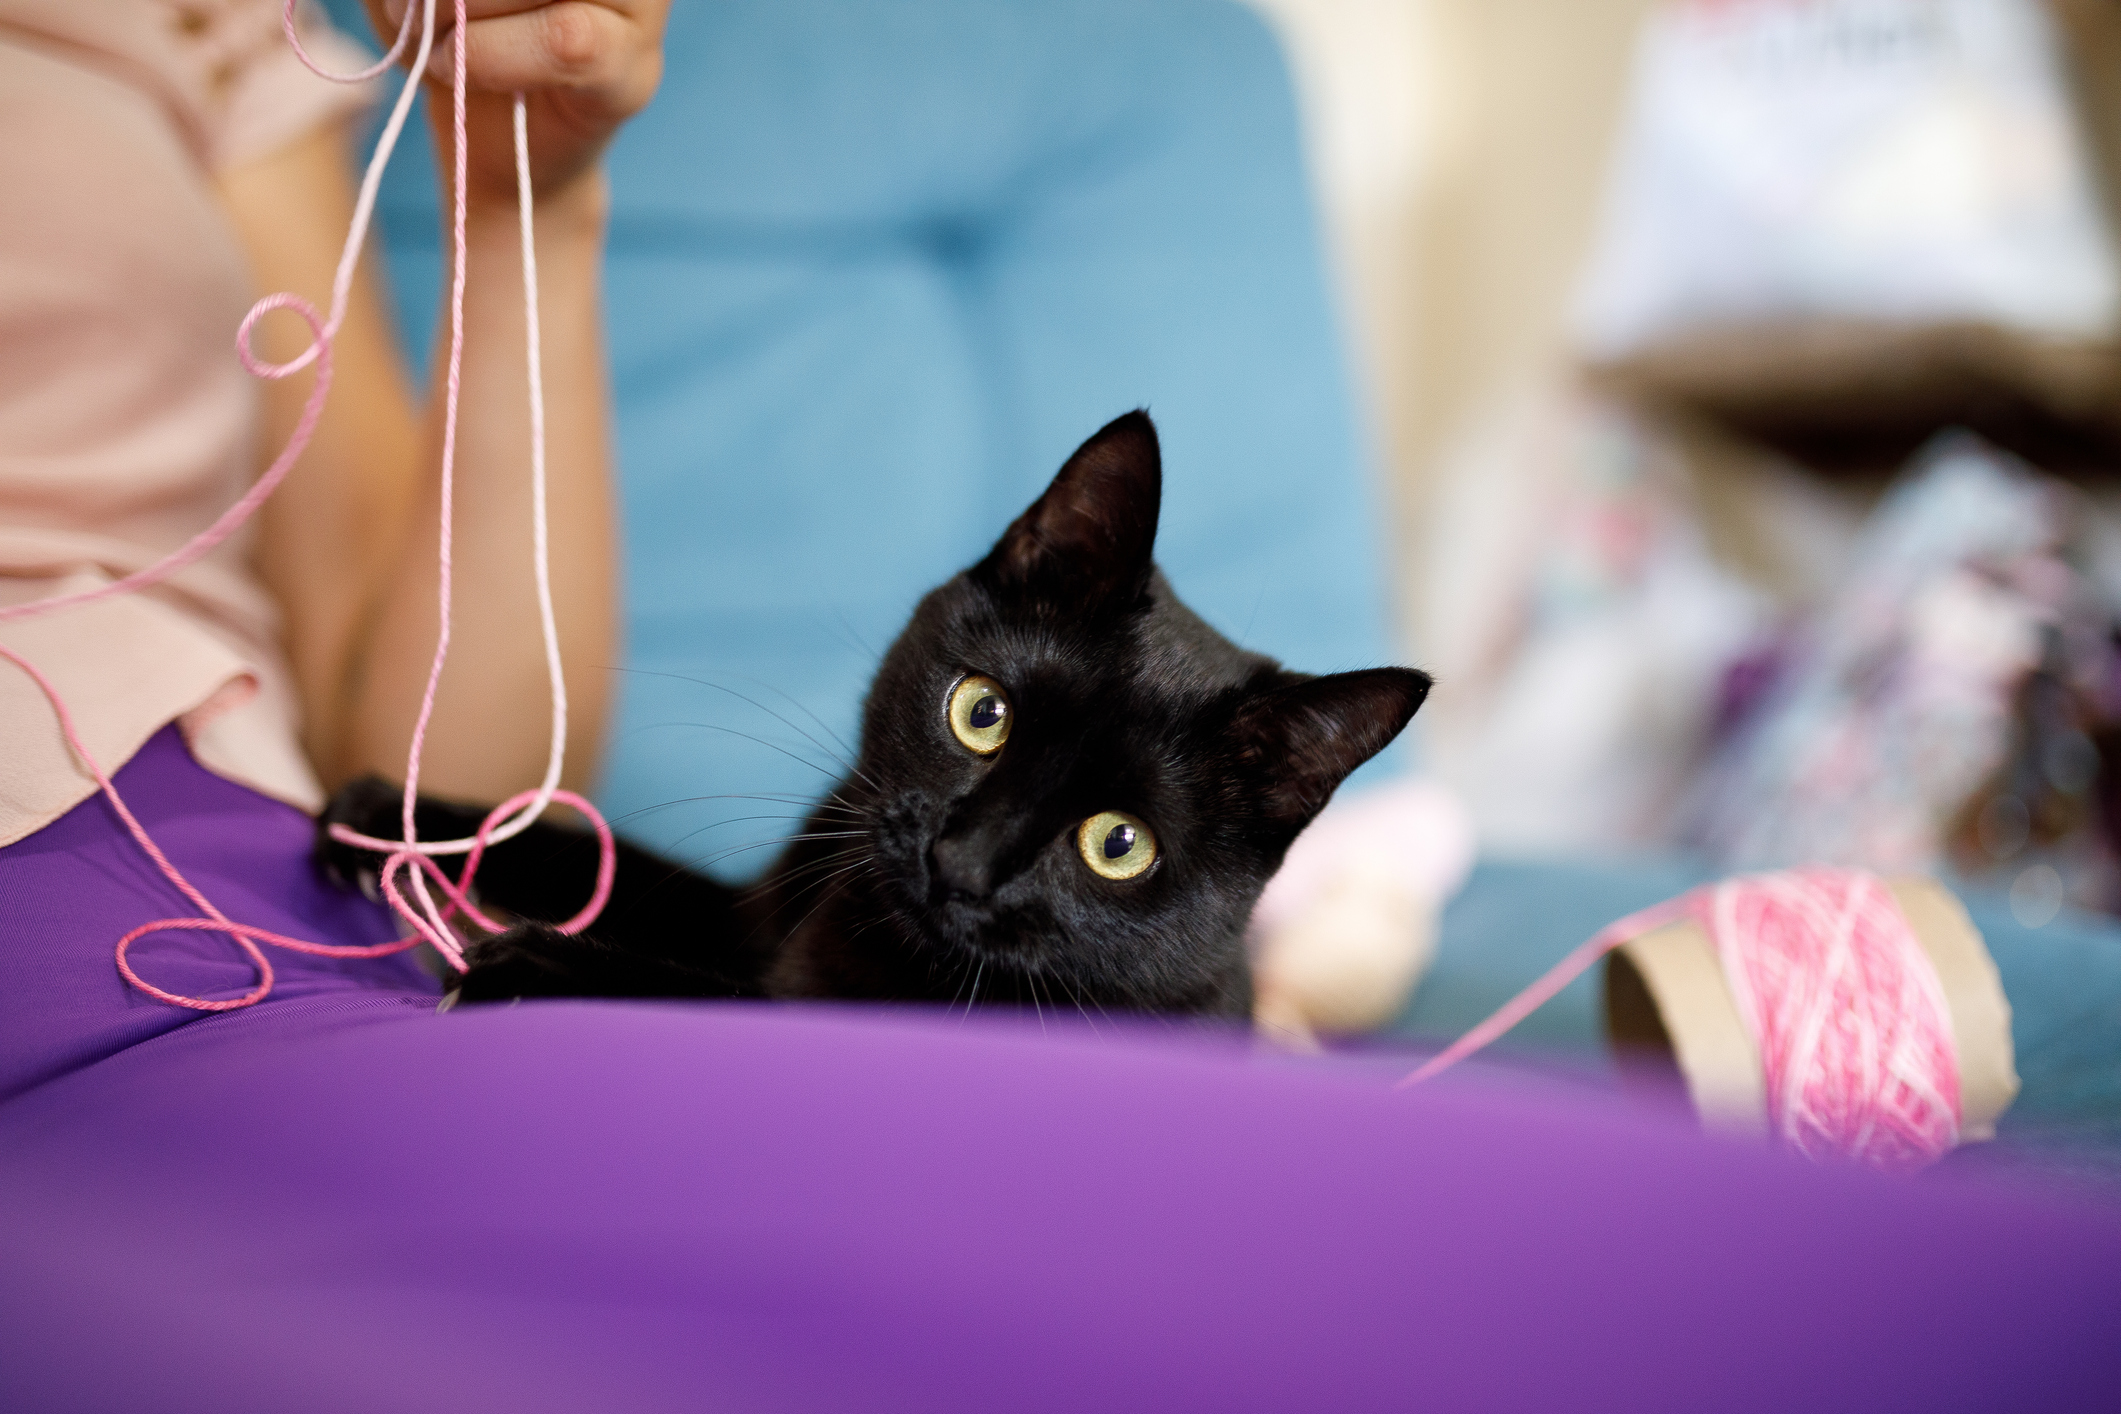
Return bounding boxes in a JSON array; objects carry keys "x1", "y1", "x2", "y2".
[{"x1": 1247, "y1": 0, "x2": 1657, "y2": 639}]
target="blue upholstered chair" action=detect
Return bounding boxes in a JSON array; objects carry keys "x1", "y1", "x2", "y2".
[
  {"x1": 327, "y1": 0, "x2": 2119, "y2": 1190},
  {"x1": 328, "y1": 0, "x2": 1394, "y2": 875}
]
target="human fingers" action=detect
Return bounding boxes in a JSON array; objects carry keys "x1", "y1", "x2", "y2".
[
  {"x1": 383, "y1": 0, "x2": 651, "y2": 25},
  {"x1": 425, "y1": 2, "x2": 664, "y2": 113}
]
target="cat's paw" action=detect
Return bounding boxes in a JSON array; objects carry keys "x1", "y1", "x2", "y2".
[
  {"x1": 452, "y1": 924, "x2": 582, "y2": 1005},
  {"x1": 313, "y1": 775, "x2": 410, "y2": 900}
]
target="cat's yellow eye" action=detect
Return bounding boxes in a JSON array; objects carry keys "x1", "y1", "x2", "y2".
[
  {"x1": 947, "y1": 674, "x2": 1012, "y2": 755},
  {"x1": 1077, "y1": 810, "x2": 1157, "y2": 881}
]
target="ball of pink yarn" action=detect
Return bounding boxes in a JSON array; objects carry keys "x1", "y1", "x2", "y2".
[
  {"x1": 1710, "y1": 869, "x2": 1960, "y2": 1171},
  {"x1": 1406, "y1": 866, "x2": 1965, "y2": 1172}
]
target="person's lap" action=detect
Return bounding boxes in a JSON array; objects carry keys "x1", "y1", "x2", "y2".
[
  {"x1": 4, "y1": 730, "x2": 2117, "y2": 1409},
  {"x1": 0, "y1": 724, "x2": 436, "y2": 1103}
]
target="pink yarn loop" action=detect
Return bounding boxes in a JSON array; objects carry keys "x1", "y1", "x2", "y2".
[
  {"x1": 0, "y1": 296, "x2": 331, "y2": 629},
  {"x1": 116, "y1": 919, "x2": 425, "y2": 1013},
  {"x1": 1399, "y1": 867, "x2": 1964, "y2": 1170},
  {"x1": 0, "y1": 0, "x2": 616, "y2": 1009},
  {"x1": 236, "y1": 290, "x2": 324, "y2": 379},
  {"x1": 1, "y1": 639, "x2": 426, "y2": 1013},
  {"x1": 331, "y1": 788, "x2": 618, "y2": 942},
  {"x1": 281, "y1": 0, "x2": 420, "y2": 84}
]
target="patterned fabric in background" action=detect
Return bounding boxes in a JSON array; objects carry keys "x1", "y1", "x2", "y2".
[
  {"x1": 1425, "y1": 400, "x2": 2121, "y2": 928},
  {"x1": 1687, "y1": 436, "x2": 2121, "y2": 922}
]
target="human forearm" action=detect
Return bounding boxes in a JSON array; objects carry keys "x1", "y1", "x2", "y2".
[
  {"x1": 240, "y1": 0, "x2": 664, "y2": 798},
  {"x1": 233, "y1": 125, "x2": 425, "y2": 788},
  {"x1": 345, "y1": 172, "x2": 618, "y2": 798}
]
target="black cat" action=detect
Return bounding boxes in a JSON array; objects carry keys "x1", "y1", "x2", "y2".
[{"x1": 318, "y1": 412, "x2": 1429, "y2": 1020}]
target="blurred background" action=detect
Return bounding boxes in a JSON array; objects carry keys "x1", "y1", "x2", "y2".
[
  {"x1": 334, "y1": 0, "x2": 2121, "y2": 931},
  {"x1": 318, "y1": 0, "x2": 2121, "y2": 1167},
  {"x1": 1257, "y1": 0, "x2": 2121, "y2": 926}
]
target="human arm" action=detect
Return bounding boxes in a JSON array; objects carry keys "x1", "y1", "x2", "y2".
[{"x1": 218, "y1": 0, "x2": 669, "y2": 800}]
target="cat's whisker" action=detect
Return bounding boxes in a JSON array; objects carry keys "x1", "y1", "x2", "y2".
[
  {"x1": 1053, "y1": 965, "x2": 1098, "y2": 1034},
  {"x1": 615, "y1": 668, "x2": 884, "y2": 795},
  {"x1": 809, "y1": 778, "x2": 879, "y2": 826},
  {"x1": 752, "y1": 852, "x2": 875, "y2": 919},
  {"x1": 679, "y1": 812, "x2": 848, "y2": 838},
  {"x1": 768, "y1": 860, "x2": 872, "y2": 953},
  {"x1": 668, "y1": 833, "x2": 863, "y2": 878},
  {"x1": 751, "y1": 838, "x2": 870, "y2": 874},
  {"x1": 830, "y1": 609, "x2": 885, "y2": 669},
  {"x1": 835, "y1": 906, "x2": 894, "y2": 955},
  {"x1": 740, "y1": 845, "x2": 871, "y2": 901},
  {"x1": 735, "y1": 856, "x2": 879, "y2": 953},
  {"x1": 742, "y1": 851, "x2": 859, "y2": 893},
  {"x1": 822, "y1": 784, "x2": 874, "y2": 816},
  {"x1": 673, "y1": 832, "x2": 867, "y2": 878},
  {"x1": 962, "y1": 959, "x2": 985, "y2": 1018},
  {"x1": 754, "y1": 685, "x2": 869, "y2": 780},
  {"x1": 1071, "y1": 969, "x2": 1119, "y2": 1033},
  {"x1": 944, "y1": 956, "x2": 975, "y2": 1013},
  {"x1": 665, "y1": 666, "x2": 864, "y2": 766},
  {"x1": 603, "y1": 792, "x2": 860, "y2": 830},
  {"x1": 635, "y1": 720, "x2": 858, "y2": 793}
]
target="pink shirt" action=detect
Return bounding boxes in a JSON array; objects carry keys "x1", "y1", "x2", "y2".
[{"x1": 0, "y1": 0, "x2": 372, "y2": 846}]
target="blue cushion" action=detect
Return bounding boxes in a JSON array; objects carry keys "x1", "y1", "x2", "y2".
[{"x1": 323, "y1": 0, "x2": 1394, "y2": 874}]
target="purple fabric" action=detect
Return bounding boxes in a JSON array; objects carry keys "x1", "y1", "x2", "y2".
[
  {"x1": 0, "y1": 725, "x2": 434, "y2": 1102},
  {"x1": 3, "y1": 731, "x2": 2120, "y2": 1410}
]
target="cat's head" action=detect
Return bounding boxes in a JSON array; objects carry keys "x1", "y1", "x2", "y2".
[{"x1": 841, "y1": 411, "x2": 1429, "y2": 1018}]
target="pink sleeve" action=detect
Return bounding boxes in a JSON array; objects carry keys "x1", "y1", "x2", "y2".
[{"x1": 204, "y1": 0, "x2": 382, "y2": 171}]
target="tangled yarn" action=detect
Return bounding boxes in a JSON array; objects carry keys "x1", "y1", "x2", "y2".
[{"x1": 0, "y1": 0, "x2": 615, "y2": 1008}]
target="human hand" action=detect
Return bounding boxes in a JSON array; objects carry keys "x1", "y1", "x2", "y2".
[{"x1": 368, "y1": 0, "x2": 669, "y2": 209}]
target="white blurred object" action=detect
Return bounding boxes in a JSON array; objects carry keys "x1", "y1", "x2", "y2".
[
  {"x1": 1250, "y1": 777, "x2": 1476, "y2": 1040},
  {"x1": 1418, "y1": 384, "x2": 1773, "y2": 854},
  {"x1": 1574, "y1": 0, "x2": 2120, "y2": 357}
]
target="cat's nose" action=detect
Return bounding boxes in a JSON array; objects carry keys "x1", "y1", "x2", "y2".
[{"x1": 930, "y1": 834, "x2": 993, "y2": 901}]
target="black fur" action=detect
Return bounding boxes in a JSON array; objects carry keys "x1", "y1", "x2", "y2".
[{"x1": 317, "y1": 412, "x2": 1430, "y2": 1019}]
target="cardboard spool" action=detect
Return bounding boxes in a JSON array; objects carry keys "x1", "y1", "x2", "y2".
[{"x1": 1602, "y1": 878, "x2": 2020, "y2": 1143}]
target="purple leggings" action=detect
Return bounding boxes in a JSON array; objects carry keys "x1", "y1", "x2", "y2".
[{"x1": 2, "y1": 728, "x2": 2117, "y2": 1411}]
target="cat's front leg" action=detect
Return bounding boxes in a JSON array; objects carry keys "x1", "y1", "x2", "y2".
[
  {"x1": 317, "y1": 775, "x2": 736, "y2": 930},
  {"x1": 313, "y1": 775, "x2": 494, "y2": 900},
  {"x1": 317, "y1": 775, "x2": 773, "y2": 1000},
  {"x1": 452, "y1": 922, "x2": 757, "y2": 1005}
]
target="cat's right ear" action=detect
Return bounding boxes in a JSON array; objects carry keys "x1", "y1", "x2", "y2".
[
  {"x1": 976, "y1": 410, "x2": 1161, "y2": 606},
  {"x1": 1229, "y1": 667, "x2": 1432, "y2": 831}
]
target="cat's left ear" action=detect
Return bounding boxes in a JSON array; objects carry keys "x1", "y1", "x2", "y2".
[
  {"x1": 1230, "y1": 668, "x2": 1432, "y2": 830},
  {"x1": 977, "y1": 410, "x2": 1161, "y2": 605}
]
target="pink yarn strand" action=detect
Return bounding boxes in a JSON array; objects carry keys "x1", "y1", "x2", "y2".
[
  {"x1": 0, "y1": 640, "x2": 423, "y2": 1013},
  {"x1": 0, "y1": 0, "x2": 616, "y2": 1010},
  {"x1": 1395, "y1": 894, "x2": 1691, "y2": 1089},
  {"x1": 389, "y1": 0, "x2": 476, "y2": 960},
  {"x1": 0, "y1": 298, "x2": 332, "y2": 628},
  {"x1": 1398, "y1": 868, "x2": 1962, "y2": 1170},
  {"x1": 281, "y1": 0, "x2": 420, "y2": 84}
]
